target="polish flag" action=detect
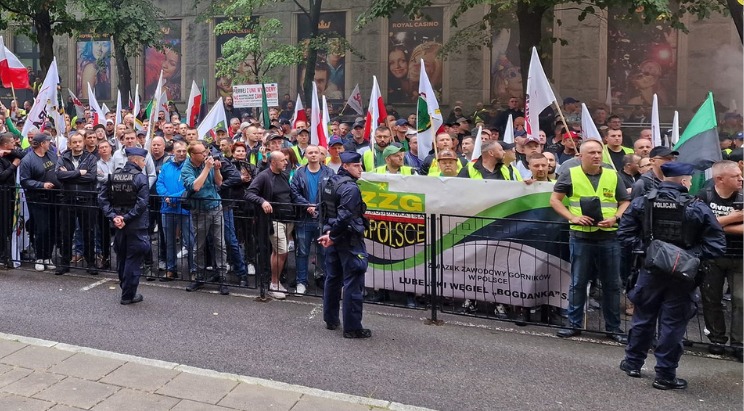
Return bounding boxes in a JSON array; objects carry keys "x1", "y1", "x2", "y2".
[
  {"x1": 363, "y1": 75, "x2": 387, "y2": 141},
  {"x1": 310, "y1": 82, "x2": 327, "y2": 147},
  {"x1": 291, "y1": 93, "x2": 307, "y2": 128},
  {"x1": 320, "y1": 95, "x2": 330, "y2": 148},
  {"x1": 185, "y1": 80, "x2": 201, "y2": 127},
  {"x1": 0, "y1": 37, "x2": 30, "y2": 89},
  {"x1": 87, "y1": 82, "x2": 105, "y2": 126}
]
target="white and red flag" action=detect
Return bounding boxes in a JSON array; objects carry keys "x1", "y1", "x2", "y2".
[{"x1": 0, "y1": 36, "x2": 30, "y2": 89}]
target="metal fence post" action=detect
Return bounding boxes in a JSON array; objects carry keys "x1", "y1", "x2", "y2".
[{"x1": 427, "y1": 213, "x2": 442, "y2": 325}]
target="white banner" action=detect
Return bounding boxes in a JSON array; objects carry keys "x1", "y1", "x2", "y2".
[
  {"x1": 232, "y1": 83, "x2": 279, "y2": 108},
  {"x1": 359, "y1": 174, "x2": 570, "y2": 308}
]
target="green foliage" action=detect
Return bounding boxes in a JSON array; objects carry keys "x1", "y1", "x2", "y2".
[
  {"x1": 214, "y1": 17, "x2": 303, "y2": 84},
  {"x1": 0, "y1": 0, "x2": 80, "y2": 37},
  {"x1": 77, "y1": 0, "x2": 165, "y2": 57}
]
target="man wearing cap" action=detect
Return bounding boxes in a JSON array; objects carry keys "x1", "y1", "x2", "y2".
[
  {"x1": 393, "y1": 119, "x2": 410, "y2": 149},
  {"x1": 343, "y1": 121, "x2": 368, "y2": 155},
  {"x1": 98, "y1": 147, "x2": 151, "y2": 305},
  {"x1": 697, "y1": 160, "x2": 744, "y2": 361},
  {"x1": 291, "y1": 128, "x2": 310, "y2": 167},
  {"x1": 554, "y1": 130, "x2": 582, "y2": 165},
  {"x1": 291, "y1": 145, "x2": 335, "y2": 295},
  {"x1": 618, "y1": 162, "x2": 725, "y2": 389},
  {"x1": 459, "y1": 140, "x2": 522, "y2": 180},
  {"x1": 326, "y1": 136, "x2": 345, "y2": 173},
  {"x1": 104, "y1": 119, "x2": 115, "y2": 140},
  {"x1": 515, "y1": 135, "x2": 542, "y2": 180},
  {"x1": 318, "y1": 151, "x2": 371, "y2": 338},
  {"x1": 54, "y1": 132, "x2": 98, "y2": 275},
  {"x1": 436, "y1": 150, "x2": 460, "y2": 177},
  {"x1": 362, "y1": 126, "x2": 392, "y2": 172},
  {"x1": 550, "y1": 139, "x2": 630, "y2": 343},
  {"x1": 373, "y1": 146, "x2": 415, "y2": 175},
  {"x1": 562, "y1": 98, "x2": 581, "y2": 124},
  {"x1": 20, "y1": 133, "x2": 61, "y2": 271},
  {"x1": 630, "y1": 146, "x2": 678, "y2": 199}
]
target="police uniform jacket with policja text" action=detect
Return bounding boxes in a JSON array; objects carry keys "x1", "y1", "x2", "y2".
[
  {"x1": 98, "y1": 161, "x2": 150, "y2": 231},
  {"x1": 322, "y1": 168, "x2": 367, "y2": 248}
]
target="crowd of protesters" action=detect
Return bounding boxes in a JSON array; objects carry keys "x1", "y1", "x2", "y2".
[{"x1": 0, "y1": 92, "x2": 741, "y2": 358}]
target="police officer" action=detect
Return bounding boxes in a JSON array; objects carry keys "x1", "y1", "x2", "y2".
[
  {"x1": 618, "y1": 162, "x2": 726, "y2": 390},
  {"x1": 98, "y1": 147, "x2": 151, "y2": 305},
  {"x1": 318, "y1": 151, "x2": 371, "y2": 338}
]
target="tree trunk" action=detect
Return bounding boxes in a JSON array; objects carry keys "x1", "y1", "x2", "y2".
[
  {"x1": 302, "y1": 0, "x2": 323, "y2": 105},
  {"x1": 113, "y1": 37, "x2": 131, "y2": 103},
  {"x1": 33, "y1": 11, "x2": 55, "y2": 76},
  {"x1": 516, "y1": 3, "x2": 548, "y2": 96},
  {"x1": 727, "y1": 0, "x2": 743, "y2": 43}
]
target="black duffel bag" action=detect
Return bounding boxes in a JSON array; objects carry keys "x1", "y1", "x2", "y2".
[{"x1": 644, "y1": 239, "x2": 700, "y2": 283}]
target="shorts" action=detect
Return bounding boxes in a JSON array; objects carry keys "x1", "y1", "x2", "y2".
[{"x1": 270, "y1": 221, "x2": 294, "y2": 254}]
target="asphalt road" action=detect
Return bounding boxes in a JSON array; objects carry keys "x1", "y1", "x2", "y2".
[{"x1": 0, "y1": 268, "x2": 741, "y2": 411}]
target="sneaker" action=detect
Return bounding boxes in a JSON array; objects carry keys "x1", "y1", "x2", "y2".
[
  {"x1": 34, "y1": 259, "x2": 44, "y2": 271},
  {"x1": 44, "y1": 259, "x2": 56, "y2": 270},
  {"x1": 296, "y1": 283, "x2": 307, "y2": 295},
  {"x1": 70, "y1": 254, "x2": 84, "y2": 264},
  {"x1": 269, "y1": 284, "x2": 286, "y2": 300},
  {"x1": 247, "y1": 263, "x2": 256, "y2": 275},
  {"x1": 206, "y1": 266, "x2": 214, "y2": 271},
  {"x1": 278, "y1": 283, "x2": 288, "y2": 293},
  {"x1": 287, "y1": 240, "x2": 295, "y2": 252},
  {"x1": 177, "y1": 247, "x2": 188, "y2": 259},
  {"x1": 494, "y1": 303, "x2": 508, "y2": 319}
]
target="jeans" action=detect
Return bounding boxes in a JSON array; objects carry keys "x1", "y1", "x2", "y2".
[
  {"x1": 295, "y1": 219, "x2": 325, "y2": 286},
  {"x1": 567, "y1": 236, "x2": 622, "y2": 331},
  {"x1": 191, "y1": 207, "x2": 227, "y2": 280},
  {"x1": 28, "y1": 201, "x2": 57, "y2": 260},
  {"x1": 701, "y1": 257, "x2": 743, "y2": 345},
  {"x1": 162, "y1": 212, "x2": 195, "y2": 273},
  {"x1": 223, "y1": 208, "x2": 246, "y2": 277}
]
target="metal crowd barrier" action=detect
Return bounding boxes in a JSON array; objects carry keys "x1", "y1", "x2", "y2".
[{"x1": 4, "y1": 186, "x2": 731, "y2": 346}]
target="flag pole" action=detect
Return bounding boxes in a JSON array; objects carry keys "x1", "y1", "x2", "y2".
[
  {"x1": 10, "y1": 83, "x2": 16, "y2": 103},
  {"x1": 553, "y1": 102, "x2": 579, "y2": 152},
  {"x1": 339, "y1": 101, "x2": 348, "y2": 115}
]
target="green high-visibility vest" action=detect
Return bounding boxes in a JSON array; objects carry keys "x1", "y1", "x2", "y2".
[{"x1": 567, "y1": 167, "x2": 619, "y2": 232}]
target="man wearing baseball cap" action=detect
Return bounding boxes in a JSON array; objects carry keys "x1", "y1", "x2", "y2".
[
  {"x1": 630, "y1": 146, "x2": 678, "y2": 199},
  {"x1": 436, "y1": 149, "x2": 460, "y2": 177},
  {"x1": 20, "y1": 133, "x2": 61, "y2": 272},
  {"x1": 515, "y1": 135, "x2": 542, "y2": 180},
  {"x1": 372, "y1": 145, "x2": 415, "y2": 175}
]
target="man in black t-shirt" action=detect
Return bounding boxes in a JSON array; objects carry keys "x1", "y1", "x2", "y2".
[{"x1": 697, "y1": 160, "x2": 744, "y2": 361}]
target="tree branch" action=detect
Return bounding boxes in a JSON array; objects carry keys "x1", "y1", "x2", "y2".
[
  {"x1": 294, "y1": 0, "x2": 309, "y2": 17},
  {"x1": 0, "y1": 0, "x2": 31, "y2": 17}
]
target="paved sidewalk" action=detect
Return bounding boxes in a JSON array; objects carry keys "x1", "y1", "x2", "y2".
[{"x1": 0, "y1": 333, "x2": 430, "y2": 411}]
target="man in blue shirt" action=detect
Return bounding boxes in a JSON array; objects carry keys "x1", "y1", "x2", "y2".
[{"x1": 181, "y1": 141, "x2": 229, "y2": 296}]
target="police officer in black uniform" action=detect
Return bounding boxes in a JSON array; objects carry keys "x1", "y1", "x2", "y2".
[
  {"x1": 318, "y1": 151, "x2": 371, "y2": 339},
  {"x1": 98, "y1": 147, "x2": 151, "y2": 305},
  {"x1": 617, "y1": 162, "x2": 726, "y2": 390}
]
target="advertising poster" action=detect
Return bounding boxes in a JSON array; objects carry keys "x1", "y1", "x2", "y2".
[
  {"x1": 145, "y1": 21, "x2": 182, "y2": 101},
  {"x1": 489, "y1": 15, "x2": 552, "y2": 106},
  {"x1": 297, "y1": 11, "x2": 347, "y2": 101},
  {"x1": 360, "y1": 175, "x2": 570, "y2": 309},
  {"x1": 76, "y1": 33, "x2": 111, "y2": 100},
  {"x1": 386, "y1": 7, "x2": 444, "y2": 105},
  {"x1": 607, "y1": 8, "x2": 678, "y2": 107},
  {"x1": 215, "y1": 16, "x2": 257, "y2": 98}
]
